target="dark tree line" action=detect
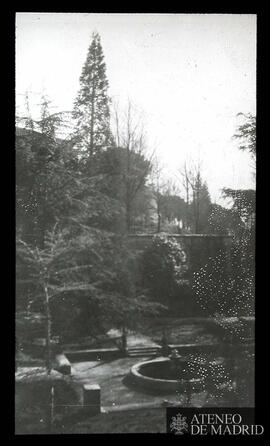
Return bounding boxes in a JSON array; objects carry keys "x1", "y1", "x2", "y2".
[
  {"x1": 16, "y1": 34, "x2": 164, "y2": 372},
  {"x1": 193, "y1": 114, "x2": 256, "y2": 321}
]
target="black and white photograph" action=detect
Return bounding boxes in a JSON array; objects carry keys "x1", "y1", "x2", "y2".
[{"x1": 15, "y1": 13, "x2": 256, "y2": 435}]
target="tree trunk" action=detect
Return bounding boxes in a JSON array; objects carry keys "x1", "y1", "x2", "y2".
[
  {"x1": 157, "y1": 213, "x2": 161, "y2": 233},
  {"x1": 36, "y1": 215, "x2": 46, "y2": 250},
  {"x1": 44, "y1": 284, "x2": 54, "y2": 432},
  {"x1": 122, "y1": 325, "x2": 127, "y2": 353},
  {"x1": 184, "y1": 173, "x2": 189, "y2": 230},
  {"x1": 90, "y1": 81, "x2": 96, "y2": 156},
  {"x1": 47, "y1": 384, "x2": 55, "y2": 433},
  {"x1": 195, "y1": 190, "x2": 200, "y2": 233},
  {"x1": 192, "y1": 190, "x2": 197, "y2": 233},
  {"x1": 126, "y1": 202, "x2": 131, "y2": 233},
  {"x1": 156, "y1": 194, "x2": 161, "y2": 233},
  {"x1": 125, "y1": 142, "x2": 131, "y2": 233},
  {"x1": 44, "y1": 284, "x2": 52, "y2": 374},
  {"x1": 185, "y1": 190, "x2": 189, "y2": 231}
]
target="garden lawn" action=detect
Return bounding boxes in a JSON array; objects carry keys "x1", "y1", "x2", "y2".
[{"x1": 57, "y1": 407, "x2": 167, "y2": 433}]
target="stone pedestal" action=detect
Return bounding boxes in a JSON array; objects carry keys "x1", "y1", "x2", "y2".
[
  {"x1": 54, "y1": 354, "x2": 71, "y2": 375},
  {"x1": 83, "y1": 384, "x2": 101, "y2": 415}
]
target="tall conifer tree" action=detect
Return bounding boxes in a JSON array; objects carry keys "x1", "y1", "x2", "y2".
[{"x1": 73, "y1": 33, "x2": 112, "y2": 156}]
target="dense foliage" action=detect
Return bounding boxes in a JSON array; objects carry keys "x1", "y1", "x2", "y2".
[
  {"x1": 208, "y1": 204, "x2": 244, "y2": 235},
  {"x1": 193, "y1": 230, "x2": 255, "y2": 320},
  {"x1": 193, "y1": 112, "x2": 256, "y2": 324},
  {"x1": 16, "y1": 34, "x2": 164, "y2": 354},
  {"x1": 233, "y1": 113, "x2": 256, "y2": 158},
  {"x1": 141, "y1": 235, "x2": 190, "y2": 312}
]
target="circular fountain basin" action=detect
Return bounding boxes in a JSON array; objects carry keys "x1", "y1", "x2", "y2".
[{"x1": 129, "y1": 357, "x2": 203, "y2": 393}]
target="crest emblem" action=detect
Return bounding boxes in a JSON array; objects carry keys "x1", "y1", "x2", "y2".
[{"x1": 170, "y1": 413, "x2": 188, "y2": 435}]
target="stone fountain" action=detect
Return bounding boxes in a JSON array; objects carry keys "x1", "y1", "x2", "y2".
[{"x1": 127, "y1": 349, "x2": 203, "y2": 394}]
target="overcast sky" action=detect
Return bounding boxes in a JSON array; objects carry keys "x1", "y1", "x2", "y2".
[{"x1": 15, "y1": 13, "x2": 256, "y2": 204}]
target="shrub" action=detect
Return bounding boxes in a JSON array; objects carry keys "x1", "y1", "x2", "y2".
[
  {"x1": 141, "y1": 234, "x2": 188, "y2": 309},
  {"x1": 193, "y1": 229, "x2": 255, "y2": 319}
]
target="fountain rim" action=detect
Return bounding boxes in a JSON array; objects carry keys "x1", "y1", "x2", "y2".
[{"x1": 130, "y1": 356, "x2": 202, "y2": 385}]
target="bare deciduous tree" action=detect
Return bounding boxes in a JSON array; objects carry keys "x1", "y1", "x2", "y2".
[
  {"x1": 150, "y1": 159, "x2": 166, "y2": 233},
  {"x1": 111, "y1": 100, "x2": 154, "y2": 232},
  {"x1": 179, "y1": 160, "x2": 204, "y2": 233}
]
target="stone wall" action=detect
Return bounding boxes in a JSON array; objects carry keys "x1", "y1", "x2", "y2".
[{"x1": 127, "y1": 234, "x2": 232, "y2": 276}]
